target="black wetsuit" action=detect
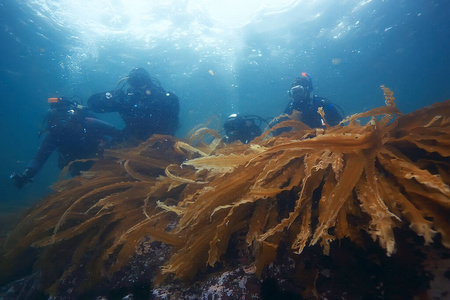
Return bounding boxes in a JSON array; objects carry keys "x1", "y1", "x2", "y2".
[
  {"x1": 223, "y1": 115, "x2": 262, "y2": 144},
  {"x1": 88, "y1": 84, "x2": 179, "y2": 141},
  {"x1": 285, "y1": 95, "x2": 343, "y2": 128},
  {"x1": 25, "y1": 113, "x2": 121, "y2": 178},
  {"x1": 224, "y1": 122, "x2": 261, "y2": 144}
]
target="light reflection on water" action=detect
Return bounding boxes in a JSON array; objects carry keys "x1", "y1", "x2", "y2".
[{"x1": 20, "y1": 0, "x2": 366, "y2": 51}]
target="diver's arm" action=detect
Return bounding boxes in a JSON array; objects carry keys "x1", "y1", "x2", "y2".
[
  {"x1": 153, "y1": 91, "x2": 180, "y2": 136},
  {"x1": 11, "y1": 134, "x2": 56, "y2": 188},
  {"x1": 283, "y1": 100, "x2": 296, "y2": 115},
  {"x1": 25, "y1": 134, "x2": 57, "y2": 177},
  {"x1": 325, "y1": 105, "x2": 344, "y2": 126},
  {"x1": 316, "y1": 97, "x2": 344, "y2": 126},
  {"x1": 87, "y1": 90, "x2": 125, "y2": 113},
  {"x1": 85, "y1": 117, "x2": 123, "y2": 140},
  {"x1": 266, "y1": 100, "x2": 297, "y2": 136}
]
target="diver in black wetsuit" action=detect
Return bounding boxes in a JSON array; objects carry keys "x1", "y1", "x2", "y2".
[
  {"x1": 87, "y1": 67, "x2": 180, "y2": 141},
  {"x1": 10, "y1": 97, "x2": 122, "y2": 189},
  {"x1": 223, "y1": 113, "x2": 265, "y2": 144},
  {"x1": 283, "y1": 72, "x2": 344, "y2": 128}
]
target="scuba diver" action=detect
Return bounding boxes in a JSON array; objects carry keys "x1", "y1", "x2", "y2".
[
  {"x1": 87, "y1": 67, "x2": 180, "y2": 141},
  {"x1": 223, "y1": 113, "x2": 266, "y2": 144},
  {"x1": 284, "y1": 72, "x2": 344, "y2": 128},
  {"x1": 10, "y1": 97, "x2": 122, "y2": 189}
]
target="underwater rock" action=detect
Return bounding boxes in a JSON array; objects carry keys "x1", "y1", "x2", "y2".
[
  {"x1": 1, "y1": 232, "x2": 449, "y2": 299},
  {"x1": 0, "y1": 272, "x2": 43, "y2": 300}
]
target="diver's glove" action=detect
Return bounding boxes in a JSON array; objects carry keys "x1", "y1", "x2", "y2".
[{"x1": 9, "y1": 169, "x2": 33, "y2": 189}]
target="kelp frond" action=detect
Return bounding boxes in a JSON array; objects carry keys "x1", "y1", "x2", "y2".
[{"x1": 1, "y1": 89, "x2": 449, "y2": 294}]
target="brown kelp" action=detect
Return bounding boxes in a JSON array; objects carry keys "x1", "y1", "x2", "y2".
[{"x1": 1, "y1": 87, "x2": 449, "y2": 295}]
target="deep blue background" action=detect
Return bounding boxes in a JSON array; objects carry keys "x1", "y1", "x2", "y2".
[{"x1": 1, "y1": 0, "x2": 449, "y2": 210}]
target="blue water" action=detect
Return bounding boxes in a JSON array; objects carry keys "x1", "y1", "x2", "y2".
[{"x1": 1, "y1": 0, "x2": 449, "y2": 207}]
